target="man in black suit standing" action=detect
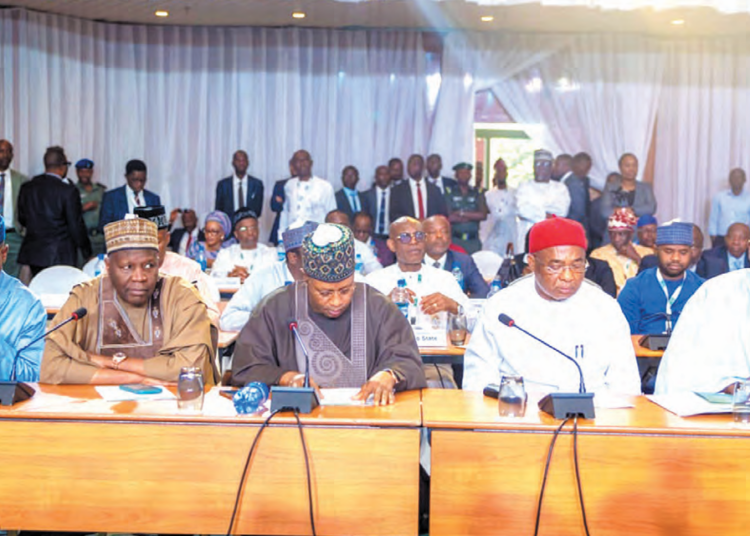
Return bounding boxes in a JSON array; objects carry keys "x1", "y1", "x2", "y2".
[
  {"x1": 268, "y1": 158, "x2": 297, "y2": 245},
  {"x1": 697, "y1": 222, "x2": 750, "y2": 279},
  {"x1": 426, "y1": 153, "x2": 458, "y2": 195},
  {"x1": 334, "y1": 165, "x2": 365, "y2": 221},
  {"x1": 362, "y1": 165, "x2": 392, "y2": 241},
  {"x1": 17, "y1": 146, "x2": 91, "y2": 276},
  {"x1": 215, "y1": 150, "x2": 264, "y2": 219},
  {"x1": 388, "y1": 157, "x2": 404, "y2": 187},
  {"x1": 389, "y1": 154, "x2": 447, "y2": 223}
]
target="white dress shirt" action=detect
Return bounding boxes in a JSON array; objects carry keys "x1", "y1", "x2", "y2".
[
  {"x1": 210, "y1": 243, "x2": 277, "y2": 279},
  {"x1": 278, "y1": 176, "x2": 336, "y2": 239},
  {"x1": 354, "y1": 239, "x2": 383, "y2": 275},
  {"x1": 1, "y1": 168, "x2": 13, "y2": 227},
  {"x1": 126, "y1": 185, "x2": 143, "y2": 214},
  {"x1": 515, "y1": 180, "x2": 571, "y2": 252},
  {"x1": 427, "y1": 176, "x2": 445, "y2": 194},
  {"x1": 426, "y1": 252, "x2": 448, "y2": 270}
]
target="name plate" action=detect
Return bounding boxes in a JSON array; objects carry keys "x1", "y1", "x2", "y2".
[{"x1": 414, "y1": 329, "x2": 445, "y2": 348}]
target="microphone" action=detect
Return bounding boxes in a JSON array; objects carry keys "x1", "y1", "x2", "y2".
[
  {"x1": 498, "y1": 313, "x2": 594, "y2": 419},
  {"x1": 269, "y1": 320, "x2": 321, "y2": 414},
  {"x1": 0, "y1": 307, "x2": 88, "y2": 406}
]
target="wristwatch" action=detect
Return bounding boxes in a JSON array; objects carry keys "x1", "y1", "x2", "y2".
[{"x1": 111, "y1": 352, "x2": 128, "y2": 370}]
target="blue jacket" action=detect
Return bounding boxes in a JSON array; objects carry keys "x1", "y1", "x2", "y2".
[
  {"x1": 696, "y1": 245, "x2": 750, "y2": 280},
  {"x1": 215, "y1": 175, "x2": 264, "y2": 220},
  {"x1": 442, "y1": 250, "x2": 489, "y2": 298},
  {"x1": 98, "y1": 185, "x2": 161, "y2": 231},
  {"x1": 617, "y1": 267, "x2": 704, "y2": 334}
]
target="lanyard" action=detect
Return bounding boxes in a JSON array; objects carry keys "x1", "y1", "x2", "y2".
[{"x1": 656, "y1": 270, "x2": 684, "y2": 333}]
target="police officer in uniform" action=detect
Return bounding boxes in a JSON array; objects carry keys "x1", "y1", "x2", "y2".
[
  {"x1": 75, "y1": 158, "x2": 107, "y2": 258},
  {"x1": 445, "y1": 162, "x2": 487, "y2": 254}
]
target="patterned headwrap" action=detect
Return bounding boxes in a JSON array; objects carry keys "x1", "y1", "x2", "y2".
[
  {"x1": 608, "y1": 207, "x2": 637, "y2": 231},
  {"x1": 104, "y1": 217, "x2": 158, "y2": 253},
  {"x1": 302, "y1": 223, "x2": 355, "y2": 282},
  {"x1": 134, "y1": 205, "x2": 169, "y2": 230},
  {"x1": 656, "y1": 221, "x2": 693, "y2": 246},
  {"x1": 205, "y1": 210, "x2": 232, "y2": 237}
]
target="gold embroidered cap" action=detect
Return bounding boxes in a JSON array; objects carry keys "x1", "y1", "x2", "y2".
[{"x1": 104, "y1": 216, "x2": 159, "y2": 254}]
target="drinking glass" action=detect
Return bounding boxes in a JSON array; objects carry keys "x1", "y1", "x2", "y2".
[
  {"x1": 498, "y1": 375, "x2": 527, "y2": 418},
  {"x1": 733, "y1": 380, "x2": 750, "y2": 425},
  {"x1": 448, "y1": 311, "x2": 468, "y2": 346},
  {"x1": 177, "y1": 366, "x2": 205, "y2": 413}
]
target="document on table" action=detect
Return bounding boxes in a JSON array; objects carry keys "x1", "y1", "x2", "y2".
[
  {"x1": 319, "y1": 388, "x2": 374, "y2": 406},
  {"x1": 647, "y1": 392, "x2": 733, "y2": 417}
]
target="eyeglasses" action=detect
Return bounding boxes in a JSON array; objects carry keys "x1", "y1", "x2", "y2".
[
  {"x1": 236, "y1": 226, "x2": 256, "y2": 232},
  {"x1": 204, "y1": 229, "x2": 223, "y2": 235},
  {"x1": 541, "y1": 261, "x2": 588, "y2": 275},
  {"x1": 395, "y1": 231, "x2": 425, "y2": 244}
]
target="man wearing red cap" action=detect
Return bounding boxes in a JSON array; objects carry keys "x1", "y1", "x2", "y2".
[{"x1": 462, "y1": 217, "x2": 640, "y2": 395}]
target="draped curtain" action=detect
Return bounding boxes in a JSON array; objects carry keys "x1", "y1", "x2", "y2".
[{"x1": 0, "y1": 8, "x2": 434, "y2": 232}]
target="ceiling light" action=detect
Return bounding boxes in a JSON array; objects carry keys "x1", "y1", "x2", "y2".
[
  {"x1": 671, "y1": 19, "x2": 685, "y2": 25},
  {"x1": 480, "y1": 16, "x2": 494, "y2": 22},
  {"x1": 154, "y1": 10, "x2": 169, "y2": 17},
  {"x1": 292, "y1": 12, "x2": 306, "y2": 19}
]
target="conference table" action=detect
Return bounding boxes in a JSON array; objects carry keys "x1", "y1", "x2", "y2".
[
  {"x1": 424, "y1": 389, "x2": 750, "y2": 536},
  {"x1": 0, "y1": 385, "x2": 421, "y2": 535}
]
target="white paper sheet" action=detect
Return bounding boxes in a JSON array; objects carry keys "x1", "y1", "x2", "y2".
[
  {"x1": 646, "y1": 392, "x2": 733, "y2": 417},
  {"x1": 319, "y1": 388, "x2": 374, "y2": 406}
]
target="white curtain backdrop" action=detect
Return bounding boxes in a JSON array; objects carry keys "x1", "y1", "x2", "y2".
[{"x1": 0, "y1": 8, "x2": 434, "y2": 234}]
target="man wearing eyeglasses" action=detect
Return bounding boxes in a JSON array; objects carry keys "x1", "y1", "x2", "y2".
[
  {"x1": 462, "y1": 217, "x2": 640, "y2": 395},
  {"x1": 17, "y1": 146, "x2": 91, "y2": 277},
  {"x1": 211, "y1": 208, "x2": 276, "y2": 283}
]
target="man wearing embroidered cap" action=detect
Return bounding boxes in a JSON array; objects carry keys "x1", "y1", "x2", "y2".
[
  {"x1": 618, "y1": 221, "x2": 704, "y2": 336},
  {"x1": 590, "y1": 207, "x2": 653, "y2": 294},
  {"x1": 41, "y1": 217, "x2": 217, "y2": 385},
  {"x1": 211, "y1": 208, "x2": 276, "y2": 283},
  {"x1": 463, "y1": 216, "x2": 640, "y2": 395},
  {"x1": 231, "y1": 223, "x2": 426, "y2": 405},
  {"x1": 75, "y1": 158, "x2": 107, "y2": 257}
]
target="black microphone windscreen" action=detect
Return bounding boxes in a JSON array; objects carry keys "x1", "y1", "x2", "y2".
[
  {"x1": 498, "y1": 313, "x2": 514, "y2": 327},
  {"x1": 72, "y1": 307, "x2": 87, "y2": 320}
]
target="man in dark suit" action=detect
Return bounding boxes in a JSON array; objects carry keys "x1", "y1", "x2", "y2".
[
  {"x1": 564, "y1": 152, "x2": 593, "y2": 238},
  {"x1": 17, "y1": 146, "x2": 91, "y2": 276},
  {"x1": 697, "y1": 222, "x2": 750, "y2": 279},
  {"x1": 214, "y1": 150, "x2": 264, "y2": 220},
  {"x1": 0, "y1": 139, "x2": 28, "y2": 278},
  {"x1": 362, "y1": 165, "x2": 392, "y2": 241},
  {"x1": 353, "y1": 211, "x2": 395, "y2": 267},
  {"x1": 334, "y1": 165, "x2": 366, "y2": 221},
  {"x1": 423, "y1": 215, "x2": 489, "y2": 298},
  {"x1": 98, "y1": 159, "x2": 161, "y2": 231},
  {"x1": 388, "y1": 157, "x2": 404, "y2": 187},
  {"x1": 389, "y1": 154, "x2": 447, "y2": 222},
  {"x1": 426, "y1": 153, "x2": 458, "y2": 195}
]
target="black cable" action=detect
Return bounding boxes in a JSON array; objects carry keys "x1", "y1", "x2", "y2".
[
  {"x1": 573, "y1": 416, "x2": 591, "y2": 536},
  {"x1": 533, "y1": 417, "x2": 571, "y2": 536},
  {"x1": 434, "y1": 363, "x2": 446, "y2": 389},
  {"x1": 291, "y1": 409, "x2": 317, "y2": 536},
  {"x1": 227, "y1": 408, "x2": 284, "y2": 536}
]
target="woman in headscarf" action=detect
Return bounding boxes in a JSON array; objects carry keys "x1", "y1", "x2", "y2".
[{"x1": 187, "y1": 210, "x2": 235, "y2": 269}]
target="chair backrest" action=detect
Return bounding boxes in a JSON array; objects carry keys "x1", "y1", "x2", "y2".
[
  {"x1": 29, "y1": 266, "x2": 91, "y2": 295},
  {"x1": 471, "y1": 250, "x2": 504, "y2": 281}
]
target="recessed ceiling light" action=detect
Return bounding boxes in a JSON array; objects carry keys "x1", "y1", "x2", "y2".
[
  {"x1": 481, "y1": 15, "x2": 494, "y2": 22},
  {"x1": 292, "y1": 12, "x2": 306, "y2": 19},
  {"x1": 671, "y1": 19, "x2": 685, "y2": 25},
  {"x1": 155, "y1": 10, "x2": 169, "y2": 17}
]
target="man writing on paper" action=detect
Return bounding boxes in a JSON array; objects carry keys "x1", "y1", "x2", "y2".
[
  {"x1": 462, "y1": 217, "x2": 640, "y2": 395},
  {"x1": 41, "y1": 217, "x2": 216, "y2": 385},
  {"x1": 231, "y1": 223, "x2": 426, "y2": 405}
]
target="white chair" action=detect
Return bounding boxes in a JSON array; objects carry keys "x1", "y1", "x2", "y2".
[
  {"x1": 29, "y1": 266, "x2": 91, "y2": 296},
  {"x1": 82, "y1": 256, "x2": 105, "y2": 278},
  {"x1": 471, "y1": 250, "x2": 504, "y2": 281}
]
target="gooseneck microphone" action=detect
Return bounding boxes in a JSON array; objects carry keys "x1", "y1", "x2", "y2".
[
  {"x1": 1, "y1": 307, "x2": 88, "y2": 406},
  {"x1": 498, "y1": 313, "x2": 594, "y2": 419},
  {"x1": 269, "y1": 320, "x2": 321, "y2": 414}
]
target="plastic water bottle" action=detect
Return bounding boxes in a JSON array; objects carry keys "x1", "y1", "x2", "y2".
[
  {"x1": 487, "y1": 275, "x2": 503, "y2": 298},
  {"x1": 277, "y1": 240, "x2": 286, "y2": 263},
  {"x1": 196, "y1": 244, "x2": 207, "y2": 272},
  {"x1": 233, "y1": 382, "x2": 270, "y2": 414},
  {"x1": 93, "y1": 253, "x2": 106, "y2": 277},
  {"x1": 452, "y1": 265, "x2": 464, "y2": 291},
  {"x1": 355, "y1": 253, "x2": 364, "y2": 274},
  {"x1": 393, "y1": 279, "x2": 410, "y2": 319}
]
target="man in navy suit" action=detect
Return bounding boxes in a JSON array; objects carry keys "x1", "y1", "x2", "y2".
[
  {"x1": 362, "y1": 165, "x2": 392, "y2": 240},
  {"x1": 335, "y1": 165, "x2": 365, "y2": 221},
  {"x1": 423, "y1": 215, "x2": 489, "y2": 298},
  {"x1": 426, "y1": 153, "x2": 458, "y2": 195},
  {"x1": 389, "y1": 154, "x2": 447, "y2": 223},
  {"x1": 98, "y1": 159, "x2": 161, "y2": 231},
  {"x1": 215, "y1": 150, "x2": 264, "y2": 220},
  {"x1": 697, "y1": 222, "x2": 750, "y2": 279},
  {"x1": 268, "y1": 157, "x2": 297, "y2": 245}
]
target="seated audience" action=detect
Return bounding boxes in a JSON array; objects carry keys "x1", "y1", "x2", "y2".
[
  {"x1": 334, "y1": 165, "x2": 365, "y2": 220},
  {"x1": 169, "y1": 209, "x2": 201, "y2": 255},
  {"x1": 98, "y1": 159, "x2": 160, "y2": 230},
  {"x1": 599, "y1": 153, "x2": 657, "y2": 220},
  {"x1": 220, "y1": 221, "x2": 316, "y2": 332},
  {"x1": 590, "y1": 207, "x2": 652, "y2": 294},
  {"x1": 445, "y1": 162, "x2": 487, "y2": 255},
  {"x1": 187, "y1": 210, "x2": 234, "y2": 269},
  {"x1": 708, "y1": 167, "x2": 750, "y2": 247},
  {"x1": 352, "y1": 211, "x2": 395, "y2": 267},
  {"x1": 0, "y1": 215, "x2": 46, "y2": 381},
  {"x1": 325, "y1": 210, "x2": 382, "y2": 275},
  {"x1": 462, "y1": 217, "x2": 640, "y2": 394},
  {"x1": 230, "y1": 223, "x2": 427, "y2": 404},
  {"x1": 41, "y1": 217, "x2": 216, "y2": 385},
  {"x1": 215, "y1": 150, "x2": 264, "y2": 219},
  {"x1": 617, "y1": 222, "x2": 704, "y2": 335},
  {"x1": 211, "y1": 208, "x2": 276, "y2": 282},
  {"x1": 423, "y1": 215, "x2": 489, "y2": 298},
  {"x1": 655, "y1": 268, "x2": 750, "y2": 395},
  {"x1": 696, "y1": 222, "x2": 750, "y2": 279},
  {"x1": 635, "y1": 215, "x2": 657, "y2": 249}
]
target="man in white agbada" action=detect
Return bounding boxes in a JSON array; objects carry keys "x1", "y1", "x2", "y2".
[
  {"x1": 277, "y1": 150, "x2": 336, "y2": 240},
  {"x1": 220, "y1": 221, "x2": 318, "y2": 332},
  {"x1": 482, "y1": 157, "x2": 517, "y2": 255},
  {"x1": 515, "y1": 149, "x2": 571, "y2": 252},
  {"x1": 325, "y1": 209, "x2": 382, "y2": 275},
  {"x1": 654, "y1": 269, "x2": 750, "y2": 394},
  {"x1": 366, "y1": 216, "x2": 469, "y2": 387},
  {"x1": 463, "y1": 217, "x2": 640, "y2": 395},
  {"x1": 211, "y1": 208, "x2": 276, "y2": 282}
]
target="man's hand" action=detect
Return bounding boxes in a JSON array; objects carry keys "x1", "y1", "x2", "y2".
[
  {"x1": 354, "y1": 371, "x2": 397, "y2": 406},
  {"x1": 618, "y1": 243, "x2": 642, "y2": 263},
  {"x1": 169, "y1": 208, "x2": 181, "y2": 225},
  {"x1": 279, "y1": 371, "x2": 323, "y2": 399},
  {"x1": 229, "y1": 265, "x2": 250, "y2": 283},
  {"x1": 421, "y1": 293, "x2": 459, "y2": 315},
  {"x1": 82, "y1": 201, "x2": 98, "y2": 212}
]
